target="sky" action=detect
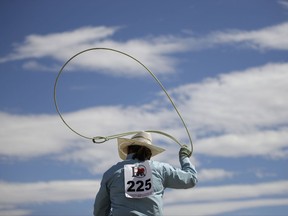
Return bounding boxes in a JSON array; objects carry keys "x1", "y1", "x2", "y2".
[{"x1": 0, "y1": 0, "x2": 288, "y2": 215}]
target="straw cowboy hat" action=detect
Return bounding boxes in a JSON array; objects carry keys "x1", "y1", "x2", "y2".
[{"x1": 117, "y1": 131, "x2": 165, "y2": 160}]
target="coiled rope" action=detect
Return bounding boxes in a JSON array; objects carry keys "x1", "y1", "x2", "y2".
[{"x1": 53, "y1": 47, "x2": 193, "y2": 153}]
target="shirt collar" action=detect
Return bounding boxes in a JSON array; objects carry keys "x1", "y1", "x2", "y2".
[{"x1": 126, "y1": 153, "x2": 134, "y2": 159}]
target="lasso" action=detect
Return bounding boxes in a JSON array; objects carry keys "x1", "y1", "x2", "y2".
[{"x1": 53, "y1": 48, "x2": 193, "y2": 153}]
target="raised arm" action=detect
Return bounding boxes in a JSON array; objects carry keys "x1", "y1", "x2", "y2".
[{"x1": 162, "y1": 145, "x2": 198, "y2": 188}]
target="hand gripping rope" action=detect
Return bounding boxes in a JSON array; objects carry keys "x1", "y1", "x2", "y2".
[{"x1": 53, "y1": 48, "x2": 193, "y2": 154}]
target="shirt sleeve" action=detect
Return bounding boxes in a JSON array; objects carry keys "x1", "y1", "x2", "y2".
[
  {"x1": 162, "y1": 155, "x2": 198, "y2": 189},
  {"x1": 93, "y1": 177, "x2": 111, "y2": 216}
]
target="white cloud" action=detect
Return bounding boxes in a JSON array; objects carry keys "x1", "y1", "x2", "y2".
[
  {"x1": 164, "y1": 180, "x2": 288, "y2": 204},
  {"x1": 1, "y1": 22, "x2": 288, "y2": 77},
  {"x1": 1, "y1": 180, "x2": 287, "y2": 216},
  {"x1": 0, "y1": 26, "x2": 184, "y2": 76},
  {"x1": 0, "y1": 180, "x2": 98, "y2": 205},
  {"x1": 164, "y1": 198, "x2": 288, "y2": 216},
  {"x1": 0, "y1": 179, "x2": 99, "y2": 215},
  {"x1": 22, "y1": 60, "x2": 59, "y2": 72},
  {"x1": 0, "y1": 105, "x2": 180, "y2": 174},
  {"x1": 0, "y1": 112, "x2": 75, "y2": 158},
  {"x1": 196, "y1": 128, "x2": 288, "y2": 158},
  {"x1": 0, "y1": 26, "x2": 118, "y2": 62},
  {"x1": 211, "y1": 22, "x2": 288, "y2": 50},
  {"x1": 278, "y1": 0, "x2": 288, "y2": 9},
  {"x1": 197, "y1": 168, "x2": 235, "y2": 182},
  {"x1": 172, "y1": 62, "x2": 288, "y2": 133},
  {"x1": 1, "y1": 62, "x2": 288, "y2": 166},
  {"x1": 169, "y1": 62, "x2": 288, "y2": 158},
  {"x1": 0, "y1": 205, "x2": 31, "y2": 216}
]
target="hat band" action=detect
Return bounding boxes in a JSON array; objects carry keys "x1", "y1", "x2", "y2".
[{"x1": 132, "y1": 136, "x2": 152, "y2": 144}]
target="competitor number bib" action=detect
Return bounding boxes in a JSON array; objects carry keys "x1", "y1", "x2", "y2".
[{"x1": 124, "y1": 161, "x2": 153, "y2": 198}]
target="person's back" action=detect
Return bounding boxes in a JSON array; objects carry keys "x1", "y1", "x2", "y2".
[
  {"x1": 93, "y1": 132, "x2": 197, "y2": 216},
  {"x1": 102, "y1": 157, "x2": 163, "y2": 215}
]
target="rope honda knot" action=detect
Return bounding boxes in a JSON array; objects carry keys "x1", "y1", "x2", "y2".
[{"x1": 92, "y1": 136, "x2": 108, "y2": 144}]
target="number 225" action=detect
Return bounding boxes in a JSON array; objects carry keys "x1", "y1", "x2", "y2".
[{"x1": 127, "y1": 179, "x2": 151, "y2": 192}]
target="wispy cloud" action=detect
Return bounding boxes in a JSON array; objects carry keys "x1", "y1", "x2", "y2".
[
  {"x1": 164, "y1": 198, "x2": 288, "y2": 216},
  {"x1": 278, "y1": 0, "x2": 288, "y2": 9},
  {"x1": 0, "y1": 26, "x2": 183, "y2": 75},
  {"x1": 0, "y1": 26, "x2": 118, "y2": 63},
  {"x1": 0, "y1": 112, "x2": 74, "y2": 158},
  {"x1": 1, "y1": 62, "x2": 287, "y2": 160},
  {"x1": 171, "y1": 62, "x2": 288, "y2": 134},
  {"x1": 163, "y1": 180, "x2": 288, "y2": 215},
  {"x1": 211, "y1": 22, "x2": 288, "y2": 50},
  {"x1": 197, "y1": 168, "x2": 235, "y2": 182},
  {"x1": 196, "y1": 128, "x2": 288, "y2": 158},
  {"x1": 0, "y1": 180, "x2": 98, "y2": 205},
  {"x1": 0, "y1": 206, "x2": 31, "y2": 216},
  {"x1": 1, "y1": 180, "x2": 287, "y2": 216},
  {"x1": 0, "y1": 180, "x2": 98, "y2": 216},
  {"x1": 164, "y1": 180, "x2": 288, "y2": 204},
  {"x1": 1, "y1": 22, "x2": 288, "y2": 76}
]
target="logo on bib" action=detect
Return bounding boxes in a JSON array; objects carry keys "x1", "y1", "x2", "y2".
[{"x1": 131, "y1": 165, "x2": 146, "y2": 178}]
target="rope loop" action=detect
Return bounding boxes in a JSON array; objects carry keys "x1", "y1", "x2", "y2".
[
  {"x1": 54, "y1": 47, "x2": 193, "y2": 153},
  {"x1": 92, "y1": 136, "x2": 108, "y2": 144}
]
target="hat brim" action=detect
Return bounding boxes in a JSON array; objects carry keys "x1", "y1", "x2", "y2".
[{"x1": 117, "y1": 137, "x2": 165, "y2": 160}]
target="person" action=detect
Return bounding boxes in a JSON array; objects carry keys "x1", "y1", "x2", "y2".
[{"x1": 93, "y1": 131, "x2": 198, "y2": 216}]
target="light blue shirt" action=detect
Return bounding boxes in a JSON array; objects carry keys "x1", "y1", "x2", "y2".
[{"x1": 93, "y1": 154, "x2": 197, "y2": 216}]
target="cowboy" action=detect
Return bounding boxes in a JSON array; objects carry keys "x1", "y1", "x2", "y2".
[{"x1": 93, "y1": 131, "x2": 197, "y2": 216}]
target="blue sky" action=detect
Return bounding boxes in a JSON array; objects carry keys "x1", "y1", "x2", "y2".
[{"x1": 1, "y1": 0, "x2": 288, "y2": 215}]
